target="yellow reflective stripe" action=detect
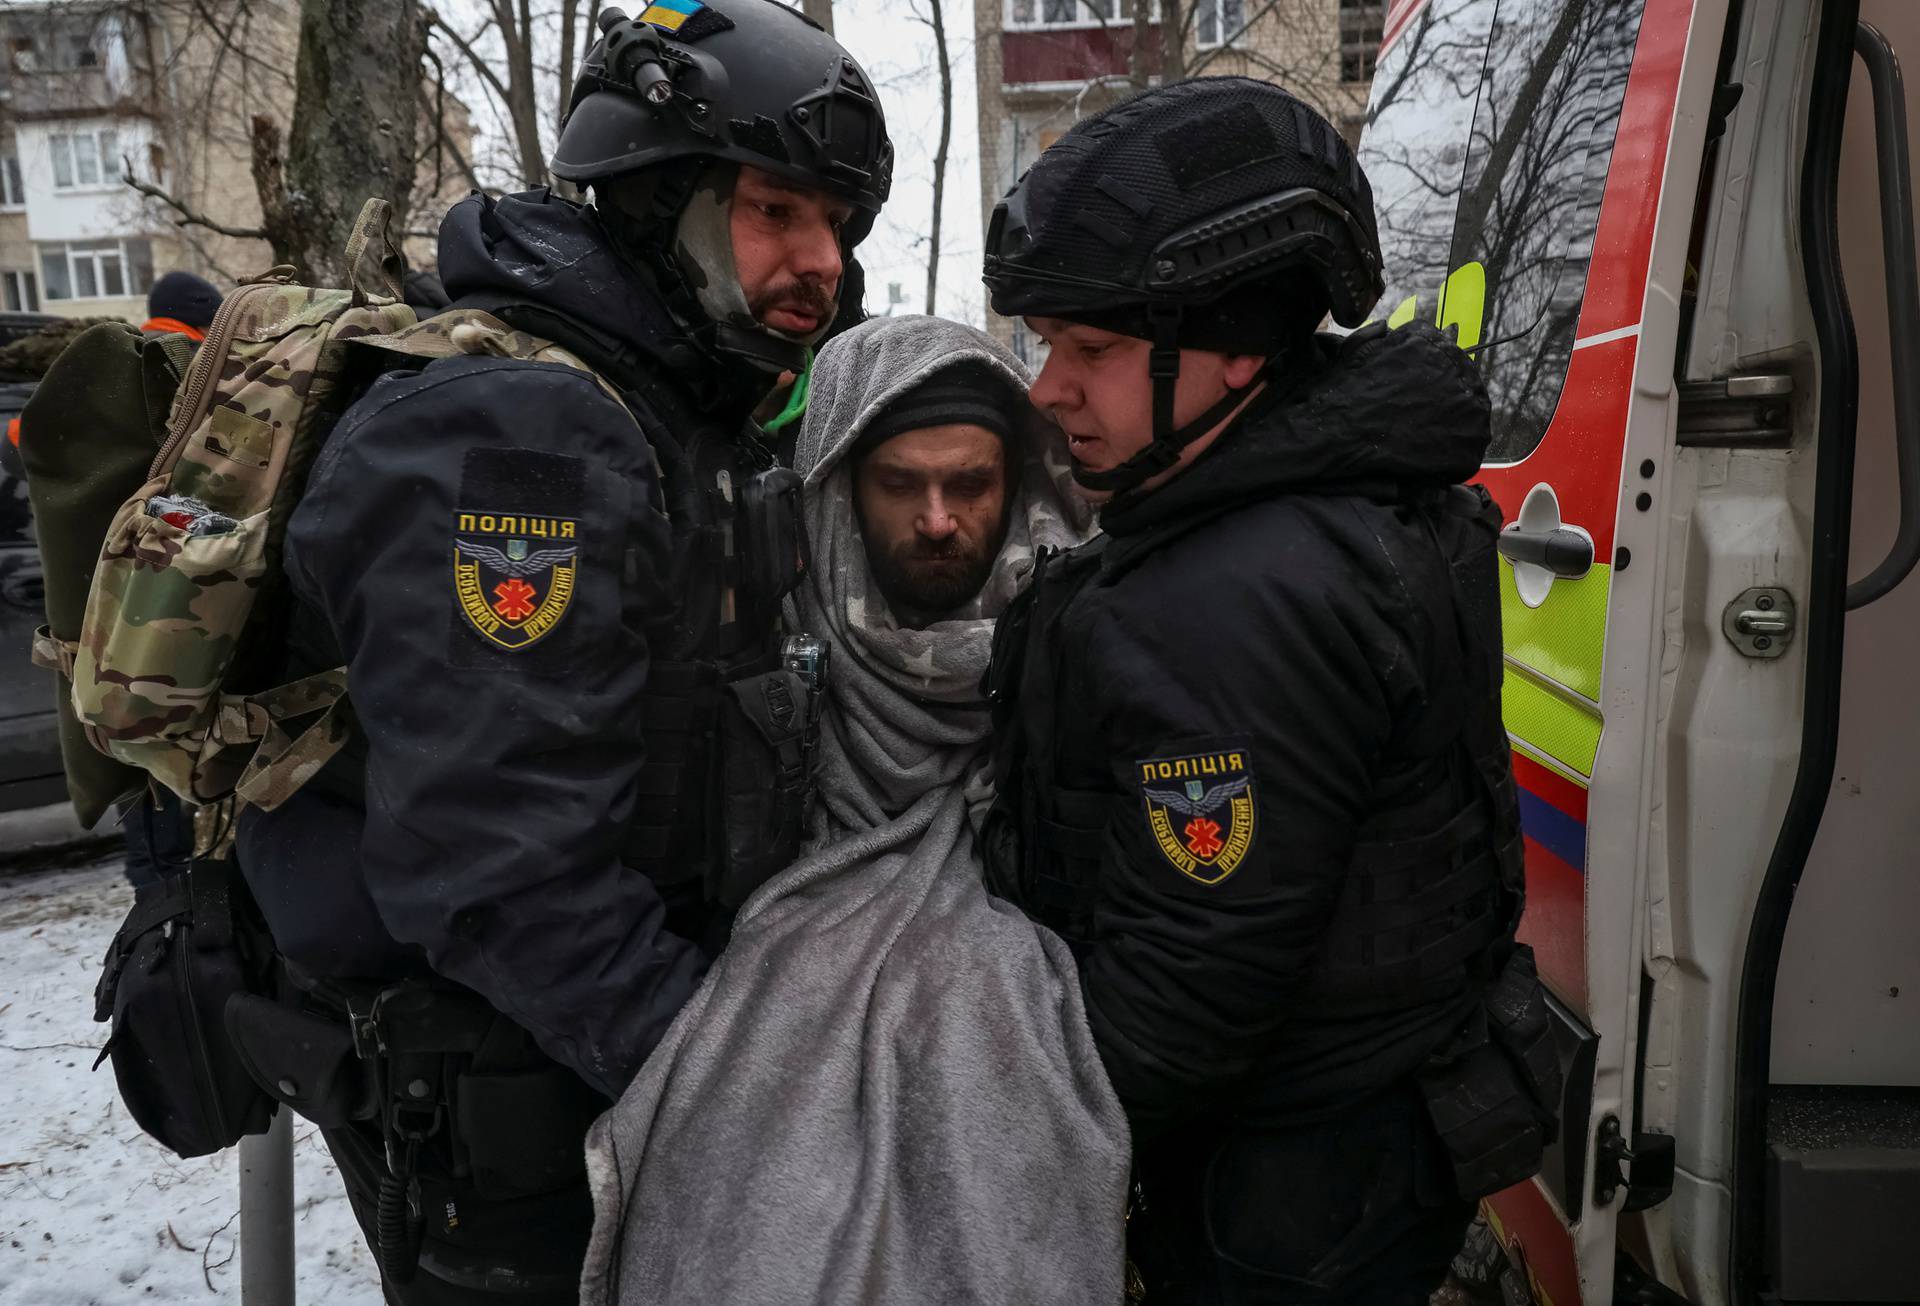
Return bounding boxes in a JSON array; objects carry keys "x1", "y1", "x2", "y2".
[
  {"x1": 1502, "y1": 661, "x2": 1602, "y2": 779},
  {"x1": 1438, "y1": 261, "x2": 1486, "y2": 350},
  {"x1": 1498, "y1": 560, "x2": 1610, "y2": 701},
  {"x1": 1386, "y1": 294, "x2": 1418, "y2": 328}
]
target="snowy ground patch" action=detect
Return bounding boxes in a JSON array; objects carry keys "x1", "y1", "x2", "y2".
[{"x1": 0, "y1": 860, "x2": 383, "y2": 1303}]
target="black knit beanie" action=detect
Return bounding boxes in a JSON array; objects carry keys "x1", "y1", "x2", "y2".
[
  {"x1": 856, "y1": 360, "x2": 1019, "y2": 458},
  {"x1": 146, "y1": 271, "x2": 222, "y2": 330}
]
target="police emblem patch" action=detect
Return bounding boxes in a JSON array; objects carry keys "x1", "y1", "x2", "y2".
[
  {"x1": 452, "y1": 511, "x2": 580, "y2": 651},
  {"x1": 1138, "y1": 749, "x2": 1257, "y2": 885}
]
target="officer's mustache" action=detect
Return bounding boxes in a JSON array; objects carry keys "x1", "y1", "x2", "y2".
[{"x1": 751, "y1": 277, "x2": 836, "y2": 326}]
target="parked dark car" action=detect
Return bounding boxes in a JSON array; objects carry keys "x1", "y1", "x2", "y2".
[{"x1": 0, "y1": 311, "x2": 76, "y2": 815}]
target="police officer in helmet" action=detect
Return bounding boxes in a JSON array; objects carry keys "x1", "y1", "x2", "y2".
[
  {"x1": 981, "y1": 77, "x2": 1560, "y2": 1303},
  {"x1": 235, "y1": 2, "x2": 890, "y2": 1300}
]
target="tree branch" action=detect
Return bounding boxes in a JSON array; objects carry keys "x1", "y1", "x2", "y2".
[
  {"x1": 121, "y1": 159, "x2": 268, "y2": 240},
  {"x1": 433, "y1": 105, "x2": 487, "y2": 194},
  {"x1": 425, "y1": 10, "x2": 515, "y2": 111}
]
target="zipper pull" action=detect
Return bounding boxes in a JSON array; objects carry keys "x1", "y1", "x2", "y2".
[{"x1": 240, "y1": 264, "x2": 297, "y2": 286}]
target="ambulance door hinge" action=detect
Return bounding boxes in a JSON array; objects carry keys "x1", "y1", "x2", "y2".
[
  {"x1": 1677, "y1": 373, "x2": 1793, "y2": 447},
  {"x1": 1593, "y1": 1114, "x2": 1676, "y2": 1212},
  {"x1": 1722, "y1": 587, "x2": 1796, "y2": 658}
]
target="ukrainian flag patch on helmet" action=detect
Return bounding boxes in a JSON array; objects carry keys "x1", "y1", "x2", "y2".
[{"x1": 639, "y1": 0, "x2": 705, "y2": 32}]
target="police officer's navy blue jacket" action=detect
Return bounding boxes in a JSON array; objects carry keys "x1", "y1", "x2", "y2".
[
  {"x1": 987, "y1": 321, "x2": 1523, "y2": 1141},
  {"x1": 239, "y1": 190, "x2": 782, "y2": 1099}
]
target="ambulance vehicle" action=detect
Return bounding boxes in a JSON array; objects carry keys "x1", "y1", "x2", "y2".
[{"x1": 1357, "y1": 0, "x2": 1920, "y2": 1300}]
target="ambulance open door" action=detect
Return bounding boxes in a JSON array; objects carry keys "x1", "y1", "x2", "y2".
[{"x1": 1362, "y1": 0, "x2": 1748, "y2": 1299}]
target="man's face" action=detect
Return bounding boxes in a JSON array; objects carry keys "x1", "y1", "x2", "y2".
[
  {"x1": 1025, "y1": 317, "x2": 1266, "y2": 504},
  {"x1": 854, "y1": 424, "x2": 1012, "y2": 619},
  {"x1": 731, "y1": 165, "x2": 850, "y2": 337}
]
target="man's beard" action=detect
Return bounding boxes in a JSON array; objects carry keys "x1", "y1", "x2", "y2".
[{"x1": 865, "y1": 529, "x2": 1006, "y2": 620}]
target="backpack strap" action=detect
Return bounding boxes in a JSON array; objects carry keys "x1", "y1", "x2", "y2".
[
  {"x1": 210, "y1": 667, "x2": 354, "y2": 812},
  {"x1": 353, "y1": 309, "x2": 635, "y2": 414},
  {"x1": 31, "y1": 626, "x2": 77, "y2": 677},
  {"x1": 344, "y1": 198, "x2": 405, "y2": 307}
]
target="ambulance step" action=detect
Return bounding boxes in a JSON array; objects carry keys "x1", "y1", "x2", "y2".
[{"x1": 1766, "y1": 1084, "x2": 1920, "y2": 1303}]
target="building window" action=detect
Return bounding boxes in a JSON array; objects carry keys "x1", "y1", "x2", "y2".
[
  {"x1": 2, "y1": 270, "x2": 39, "y2": 312},
  {"x1": 0, "y1": 155, "x2": 23, "y2": 208},
  {"x1": 49, "y1": 128, "x2": 119, "y2": 189},
  {"x1": 1194, "y1": 0, "x2": 1246, "y2": 48},
  {"x1": 1006, "y1": 0, "x2": 1147, "y2": 30},
  {"x1": 38, "y1": 238, "x2": 151, "y2": 301},
  {"x1": 1340, "y1": 0, "x2": 1384, "y2": 82}
]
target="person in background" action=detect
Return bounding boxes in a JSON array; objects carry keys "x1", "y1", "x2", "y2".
[{"x1": 140, "y1": 270, "x2": 220, "y2": 342}]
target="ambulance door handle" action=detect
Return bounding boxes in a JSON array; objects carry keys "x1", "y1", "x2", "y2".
[
  {"x1": 1498, "y1": 526, "x2": 1594, "y2": 578},
  {"x1": 1849, "y1": 21, "x2": 1920, "y2": 609}
]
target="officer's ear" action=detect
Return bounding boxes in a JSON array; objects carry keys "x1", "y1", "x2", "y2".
[{"x1": 1222, "y1": 353, "x2": 1267, "y2": 389}]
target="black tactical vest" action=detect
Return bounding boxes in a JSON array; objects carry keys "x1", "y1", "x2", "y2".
[{"x1": 987, "y1": 482, "x2": 1522, "y2": 992}]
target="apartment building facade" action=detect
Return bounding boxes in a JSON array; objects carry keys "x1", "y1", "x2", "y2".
[
  {"x1": 974, "y1": 0, "x2": 1383, "y2": 358},
  {"x1": 0, "y1": 0, "x2": 468, "y2": 324}
]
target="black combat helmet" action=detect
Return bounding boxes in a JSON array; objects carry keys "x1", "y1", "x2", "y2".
[
  {"x1": 552, "y1": 0, "x2": 893, "y2": 373},
  {"x1": 983, "y1": 77, "x2": 1383, "y2": 493},
  {"x1": 554, "y1": 0, "x2": 891, "y2": 238}
]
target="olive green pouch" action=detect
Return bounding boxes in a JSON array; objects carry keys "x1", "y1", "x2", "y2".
[{"x1": 20, "y1": 322, "x2": 191, "y2": 827}]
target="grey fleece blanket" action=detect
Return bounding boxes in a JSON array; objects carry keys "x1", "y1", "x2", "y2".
[{"x1": 580, "y1": 316, "x2": 1128, "y2": 1304}]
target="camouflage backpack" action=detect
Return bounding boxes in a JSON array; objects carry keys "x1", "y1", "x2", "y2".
[
  {"x1": 35, "y1": 200, "x2": 417, "y2": 811},
  {"x1": 35, "y1": 199, "x2": 634, "y2": 816}
]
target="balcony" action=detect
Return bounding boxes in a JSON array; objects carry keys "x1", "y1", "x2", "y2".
[{"x1": 1002, "y1": 23, "x2": 1162, "y2": 91}]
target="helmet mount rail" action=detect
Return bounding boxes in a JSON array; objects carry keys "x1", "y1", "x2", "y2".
[
  {"x1": 986, "y1": 186, "x2": 1383, "y2": 328},
  {"x1": 1148, "y1": 188, "x2": 1384, "y2": 326}
]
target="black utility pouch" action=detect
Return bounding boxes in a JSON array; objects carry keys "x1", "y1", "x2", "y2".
[
  {"x1": 225, "y1": 993, "x2": 374, "y2": 1130},
  {"x1": 1485, "y1": 944, "x2": 1564, "y2": 1124},
  {"x1": 93, "y1": 855, "x2": 277, "y2": 1158},
  {"x1": 455, "y1": 1064, "x2": 608, "y2": 1200},
  {"x1": 709, "y1": 668, "x2": 811, "y2": 909},
  {"x1": 738, "y1": 467, "x2": 806, "y2": 614},
  {"x1": 1416, "y1": 951, "x2": 1562, "y2": 1203}
]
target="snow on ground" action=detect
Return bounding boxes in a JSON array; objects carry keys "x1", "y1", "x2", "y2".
[{"x1": 0, "y1": 860, "x2": 383, "y2": 1303}]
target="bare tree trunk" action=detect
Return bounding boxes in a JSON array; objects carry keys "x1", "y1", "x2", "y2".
[
  {"x1": 558, "y1": 0, "x2": 586, "y2": 138},
  {"x1": 1130, "y1": 0, "x2": 1153, "y2": 88},
  {"x1": 258, "y1": 0, "x2": 428, "y2": 281},
  {"x1": 923, "y1": 0, "x2": 951, "y2": 315},
  {"x1": 803, "y1": 0, "x2": 834, "y2": 34},
  {"x1": 1162, "y1": 0, "x2": 1187, "y2": 80},
  {"x1": 494, "y1": 0, "x2": 549, "y2": 187}
]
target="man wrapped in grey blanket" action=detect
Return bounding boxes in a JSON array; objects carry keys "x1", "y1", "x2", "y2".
[{"x1": 579, "y1": 315, "x2": 1129, "y2": 1304}]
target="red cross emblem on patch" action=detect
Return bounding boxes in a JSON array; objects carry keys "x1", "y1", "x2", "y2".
[{"x1": 492, "y1": 577, "x2": 539, "y2": 621}]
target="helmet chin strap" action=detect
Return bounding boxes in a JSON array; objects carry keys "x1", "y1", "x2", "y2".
[{"x1": 1071, "y1": 304, "x2": 1273, "y2": 495}]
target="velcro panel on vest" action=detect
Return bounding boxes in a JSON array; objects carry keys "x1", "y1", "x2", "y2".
[
  {"x1": 621, "y1": 660, "x2": 721, "y2": 880},
  {"x1": 1312, "y1": 802, "x2": 1503, "y2": 1007},
  {"x1": 1027, "y1": 786, "x2": 1115, "y2": 943}
]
